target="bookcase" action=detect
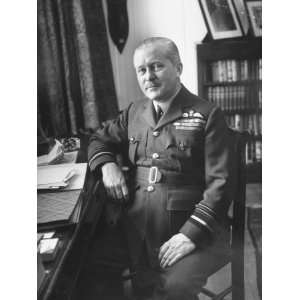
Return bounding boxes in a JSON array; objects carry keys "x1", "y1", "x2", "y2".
[{"x1": 197, "y1": 38, "x2": 262, "y2": 182}]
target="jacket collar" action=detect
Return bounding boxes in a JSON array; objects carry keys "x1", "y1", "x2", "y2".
[{"x1": 141, "y1": 85, "x2": 195, "y2": 130}]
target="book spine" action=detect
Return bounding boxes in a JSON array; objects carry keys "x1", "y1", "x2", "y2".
[
  {"x1": 259, "y1": 58, "x2": 262, "y2": 80},
  {"x1": 225, "y1": 86, "x2": 230, "y2": 111},
  {"x1": 255, "y1": 140, "x2": 262, "y2": 162},
  {"x1": 227, "y1": 60, "x2": 233, "y2": 82},
  {"x1": 215, "y1": 87, "x2": 221, "y2": 108},
  {"x1": 258, "y1": 85, "x2": 262, "y2": 109},
  {"x1": 241, "y1": 59, "x2": 249, "y2": 80},
  {"x1": 258, "y1": 114, "x2": 262, "y2": 134},
  {"x1": 232, "y1": 60, "x2": 238, "y2": 82},
  {"x1": 222, "y1": 60, "x2": 228, "y2": 82},
  {"x1": 212, "y1": 61, "x2": 218, "y2": 82},
  {"x1": 220, "y1": 86, "x2": 226, "y2": 111},
  {"x1": 217, "y1": 60, "x2": 223, "y2": 82},
  {"x1": 234, "y1": 114, "x2": 241, "y2": 131},
  {"x1": 212, "y1": 86, "x2": 216, "y2": 106}
]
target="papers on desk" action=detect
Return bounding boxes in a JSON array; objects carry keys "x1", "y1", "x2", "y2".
[
  {"x1": 37, "y1": 190, "x2": 83, "y2": 229},
  {"x1": 37, "y1": 163, "x2": 87, "y2": 190},
  {"x1": 37, "y1": 139, "x2": 64, "y2": 166},
  {"x1": 37, "y1": 138, "x2": 79, "y2": 166},
  {"x1": 37, "y1": 163, "x2": 88, "y2": 230}
]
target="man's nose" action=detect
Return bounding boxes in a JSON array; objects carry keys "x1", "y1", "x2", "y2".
[{"x1": 144, "y1": 68, "x2": 156, "y2": 81}]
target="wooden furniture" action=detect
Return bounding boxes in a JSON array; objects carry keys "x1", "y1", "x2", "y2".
[
  {"x1": 199, "y1": 129, "x2": 247, "y2": 300},
  {"x1": 37, "y1": 137, "x2": 106, "y2": 300},
  {"x1": 197, "y1": 38, "x2": 262, "y2": 182},
  {"x1": 247, "y1": 205, "x2": 262, "y2": 299}
]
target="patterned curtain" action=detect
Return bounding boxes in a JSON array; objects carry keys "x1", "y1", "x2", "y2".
[{"x1": 37, "y1": 0, "x2": 119, "y2": 137}]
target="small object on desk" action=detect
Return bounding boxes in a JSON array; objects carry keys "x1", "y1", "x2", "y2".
[
  {"x1": 43, "y1": 231, "x2": 55, "y2": 239},
  {"x1": 59, "y1": 137, "x2": 80, "y2": 152},
  {"x1": 39, "y1": 238, "x2": 60, "y2": 262}
]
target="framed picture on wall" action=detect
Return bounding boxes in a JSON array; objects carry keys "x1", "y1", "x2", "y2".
[
  {"x1": 233, "y1": 0, "x2": 250, "y2": 35},
  {"x1": 246, "y1": 1, "x2": 262, "y2": 37},
  {"x1": 198, "y1": 0, "x2": 243, "y2": 40}
]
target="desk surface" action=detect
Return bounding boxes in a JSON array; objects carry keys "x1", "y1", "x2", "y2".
[{"x1": 38, "y1": 136, "x2": 105, "y2": 300}]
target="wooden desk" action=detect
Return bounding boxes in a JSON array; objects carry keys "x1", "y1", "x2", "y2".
[{"x1": 38, "y1": 137, "x2": 106, "y2": 300}]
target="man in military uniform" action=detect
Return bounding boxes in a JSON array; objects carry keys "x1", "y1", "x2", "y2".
[{"x1": 80, "y1": 37, "x2": 232, "y2": 300}]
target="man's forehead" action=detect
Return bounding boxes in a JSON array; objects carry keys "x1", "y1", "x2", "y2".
[{"x1": 134, "y1": 44, "x2": 169, "y2": 66}]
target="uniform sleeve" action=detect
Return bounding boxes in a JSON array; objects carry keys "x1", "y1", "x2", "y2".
[
  {"x1": 88, "y1": 103, "x2": 132, "y2": 173},
  {"x1": 180, "y1": 106, "x2": 231, "y2": 245}
]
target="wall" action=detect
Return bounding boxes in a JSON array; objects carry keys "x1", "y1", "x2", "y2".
[{"x1": 102, "y1": 0, "x2": 207, "y2": 110}]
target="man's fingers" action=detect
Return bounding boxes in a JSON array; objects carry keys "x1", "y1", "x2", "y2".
[
  {"x1": 161, "y1": 249, "x2": 176, "y2": 268},
  {"x1": 158, "y1": 242, "x2": 170, "y2": 260},
  {"x1": 121, "y1": 184, "x2": 129, "y2": 201},
  {"x1": 115, "y1": 185, "x2": 124, "y2": 200},
  {"x1": 108, "y1": 186, "x2": 118, "y2": 200},
  {"x1": 160, "y1": 246, "x2": 175, "y2": 267},
  {"x1": 167, "y1": 253, "x2": 181, "y2": 267}
]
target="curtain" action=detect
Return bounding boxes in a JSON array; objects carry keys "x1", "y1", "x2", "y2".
[{"x1": 38, "y1": 0, "x2": 119, "y2": 137}]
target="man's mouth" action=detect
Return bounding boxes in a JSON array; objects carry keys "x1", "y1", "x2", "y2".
[{"x1": 146, "y1": 85, "x2": 160, "y2": 90}]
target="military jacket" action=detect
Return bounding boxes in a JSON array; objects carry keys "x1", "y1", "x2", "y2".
[{"x1": 88, "y1": 85, "x2": 231, "y2": 253}]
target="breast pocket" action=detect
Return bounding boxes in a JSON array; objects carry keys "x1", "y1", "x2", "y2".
[
  {"x1": 166, "y1": 188, "x2": 203, "y2": 235},
  {"x1": 166, "y1": 128, "x2": 203, "y2": 151},
  {"x1": 128, "y1": 136, "x2": 140, "y2": 164}
]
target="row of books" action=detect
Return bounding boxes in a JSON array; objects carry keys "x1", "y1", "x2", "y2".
[
  {"x1": 225, "y1": 113, "x2": 262, "y2": 136},
  {"x1": 208, "y1": 59, "x2": 262, "y2": 82},
  {"x1": 246, "y1": 139, "x2": 262, "y2": 163},
  {"x1": 207, "y1": 85, "x2": 262, "y2": 111}
]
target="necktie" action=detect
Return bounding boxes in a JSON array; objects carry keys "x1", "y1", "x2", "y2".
[{"x1": 155, "y1": 105, "x2": 163, "y2": 123}]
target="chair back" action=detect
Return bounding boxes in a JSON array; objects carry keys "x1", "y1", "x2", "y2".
[{"x1": 228, "y1": 128, "x2": 247, "y2": 300}]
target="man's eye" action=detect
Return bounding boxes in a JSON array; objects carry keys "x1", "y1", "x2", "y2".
[
  {"x1": 153, "y1": 64, "x2": 163, "y2": 71},
  {"x1": 137, "y1": 68, "x2": 145, "y2": 75}
]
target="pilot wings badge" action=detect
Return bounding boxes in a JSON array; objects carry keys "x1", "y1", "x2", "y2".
[{"x1": 173, "y1": 111, "x2": 207, "y2": 131}]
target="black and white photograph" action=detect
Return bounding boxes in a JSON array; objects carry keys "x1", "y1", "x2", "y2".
[
  {"x1": 246, "y1": 1, "x2": 262, "y2": 37},
  {"x1": 35, "y1": 0, "x2": 262, "y2": 299},
  {"x1": 198, "y1": 0, "x2": 243, "y2": 39}
]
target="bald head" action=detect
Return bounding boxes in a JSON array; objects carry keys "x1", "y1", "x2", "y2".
[{"x1": 134, "y1": 37, "x2": 182, "y2": 67}]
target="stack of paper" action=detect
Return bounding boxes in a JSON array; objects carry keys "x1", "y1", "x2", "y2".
[
  {"x1": 37, "y1": 163, "x2": 87, "y2": 230},
  {"x1": 37, "y1": 163, "x2": 87, "y2": 190}
]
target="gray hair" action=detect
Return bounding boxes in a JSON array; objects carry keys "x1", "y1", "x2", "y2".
[{"x1": 134, "y1": 37, "x2": 182, "y2": 66}]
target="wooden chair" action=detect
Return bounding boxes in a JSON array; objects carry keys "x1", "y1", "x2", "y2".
[{"x1": 198, "y1": 129, "x2": 247, "y2": 300}]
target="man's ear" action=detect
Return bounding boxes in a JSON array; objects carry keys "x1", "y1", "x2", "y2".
[{"x1": 176, "y1": 62, "x2": 183, "y2": 76}]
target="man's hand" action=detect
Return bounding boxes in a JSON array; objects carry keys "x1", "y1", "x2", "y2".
[
  {"x1": 158, "y1": 233, "x2": 196, "y2": 268},
  {"x1": 101, "y1": 162, "x2": 129, "y2": 203}
]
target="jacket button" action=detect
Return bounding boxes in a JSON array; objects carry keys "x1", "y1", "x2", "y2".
[
  {"x1": 153, "y1": 131, "x2": 160, "y2": 137},
  {"x1": 152, "y1": 153, "x2": 159, "y2": 159},
  {"x1": 147, "y1": 185, "x2": 154, "y2": 192}
]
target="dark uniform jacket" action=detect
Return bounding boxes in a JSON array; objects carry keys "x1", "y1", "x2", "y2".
[{"x1": 88, "y1": 85, "x2": 231, "y2": 267}]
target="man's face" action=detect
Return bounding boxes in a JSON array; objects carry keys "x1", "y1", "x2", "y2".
[{"x1": 133, "y1": 44, "x2": 182, "y2": 101}]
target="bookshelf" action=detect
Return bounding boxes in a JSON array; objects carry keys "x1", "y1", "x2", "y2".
[{"x1": 197, "y1": 38, "x2": 262, "y2": 182}]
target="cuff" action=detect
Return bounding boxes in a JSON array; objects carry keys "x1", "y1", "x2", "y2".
[
  {"x1": 180, "y1": 219, "x2": 212, "y2": 248},
  {"x1": 88, "y1": 153, "x2": 116, "y2": 172}
]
